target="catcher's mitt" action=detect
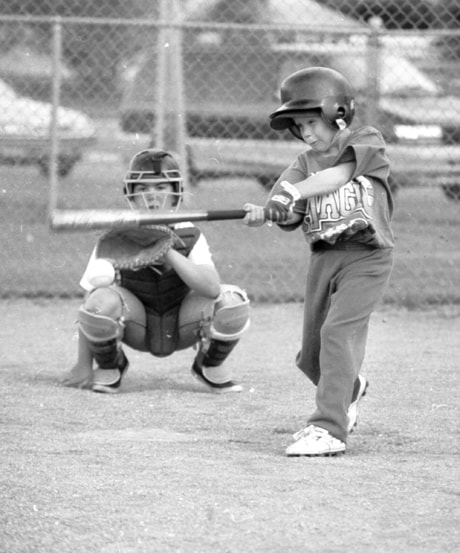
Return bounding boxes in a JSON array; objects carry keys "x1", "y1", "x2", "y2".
[{"x1": 96, "y1": 225, "x2": 179, "y2": 270}]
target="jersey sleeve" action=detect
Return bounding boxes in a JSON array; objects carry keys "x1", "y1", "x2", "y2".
[
  {"x1": 341, "y1": 126, "x2": 392, "y2": 207},
  {"x1": 79, "y1": 247, "x2": 98, "y2": 292},
  {"x1": 187, "y1": 233, "x2": 215, "y2": 266},
  {"x1": 345, "y1": 127, "x2": 390, "y2": 174}
]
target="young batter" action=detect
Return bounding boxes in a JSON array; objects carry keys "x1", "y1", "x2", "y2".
[
  {"x1": 244, "y1": 67, "x2": 394, "y2": 456},
  {"x1": 64, "y1": 148, "x2": 250, "y2": 394}
]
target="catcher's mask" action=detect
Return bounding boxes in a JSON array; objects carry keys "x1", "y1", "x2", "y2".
[
  {"x1": 123, "y1": 148, "x2": 184, "y2": 210},
  {"x1": 269, "y1": 67, "x2": 355, "y2": 140}
]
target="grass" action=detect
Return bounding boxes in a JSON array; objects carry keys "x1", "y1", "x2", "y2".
[{"x1": 0, "y1": 158, "x2": 459, "y2": 305}]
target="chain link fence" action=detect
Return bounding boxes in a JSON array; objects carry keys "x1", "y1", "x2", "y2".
[{"x1": 0, "y1": 0, "x2": 459, "y2": 305}]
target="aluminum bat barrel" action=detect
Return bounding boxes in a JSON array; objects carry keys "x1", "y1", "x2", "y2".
[{"x1": 49, "y1": 209, "x2": 250, "y2": 231}]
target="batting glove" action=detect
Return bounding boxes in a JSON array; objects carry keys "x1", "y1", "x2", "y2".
[{"x1": 265, "y1": 181, "x2": 301, "y2": 223}]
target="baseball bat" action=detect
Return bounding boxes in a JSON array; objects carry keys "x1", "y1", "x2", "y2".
[{"x1": 49, "y1": 208, "x2": 252, "y2": 232}]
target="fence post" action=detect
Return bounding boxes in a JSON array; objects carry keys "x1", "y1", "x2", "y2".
[
  {"x1": 152, "y1": 0, "x2": 188, "y2": 187},
  {"x1": 49, "y1": 16, "x2": 62, "y2": 214},
  {"x1": 170, "y1": 0, "x2": 188, "y2": 188},
  {"x1": 365, "y1": 16, "x2": 383, "y2": 127},
  {"x1": 153, "y1": 0, "x2": 168, "y2": 149}
]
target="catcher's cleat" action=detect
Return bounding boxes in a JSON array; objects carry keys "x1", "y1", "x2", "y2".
[
  {"x1": 285, "y1": 425, "x2": 346, "y2": 457},
  {"x1": 191, "y1": 361, "x2": 243, "y2": 394},
  {"x1": 92, "y1": 350, "x2": 129, "y2": 394},
  {"x1": 347, "y1": 375, "x2": 369, "y2": 433}
]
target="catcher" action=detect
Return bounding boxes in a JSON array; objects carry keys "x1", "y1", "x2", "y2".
[
  {"x1": 63, "y1": 148, "x2": 250, "y2": 394},
  {"x1": 244, "y1": 67, "x2": 394, "y2": 457}
]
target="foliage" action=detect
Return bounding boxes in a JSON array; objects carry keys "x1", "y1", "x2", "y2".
[
  {"x1": 0, "y1": 0, "x2": 128, "y2": 17},
  {"x1": 316, "y1": 0, "x2": 440, "y2": 29},
  {"x1": 0, "y1": 1, "x2": 145, "y2": 101},
  {"x1": 434, "y1": 0, "x2": 460, "y2": 59},
  {"x1": 316, "y1": 0, "x2": 460, "y2": 63}
]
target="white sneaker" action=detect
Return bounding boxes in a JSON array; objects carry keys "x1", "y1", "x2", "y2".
[
  {"x1": 285, "y1": 425, "x2": 346, "y2": 457},
  {"x1": 347, "y1": 375, "x2": 369, "y2": 433}
]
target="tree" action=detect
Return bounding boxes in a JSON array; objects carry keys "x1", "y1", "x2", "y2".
[
  {"x1": 1, "y1": 1, "x2": 145, "y2": 102},
  {"x1": 315, "y1": 0, "x2": 438, "y2": 29}
]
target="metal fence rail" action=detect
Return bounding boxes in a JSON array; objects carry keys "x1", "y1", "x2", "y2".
[{"x1": 0, "y1": 1, "x2": 459, "y2": 305}]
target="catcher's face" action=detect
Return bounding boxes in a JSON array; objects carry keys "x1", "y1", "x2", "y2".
[{"x1": 130, "y1": 181, "x2": 177, "y2": 211}]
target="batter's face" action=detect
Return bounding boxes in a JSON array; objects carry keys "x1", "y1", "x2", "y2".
[
  {"x1": 130, "y1": 181, "x2": 176, "y2": 211},
  {"x1": 293, "y1": 114, "x2": 338, "y2": 152}
]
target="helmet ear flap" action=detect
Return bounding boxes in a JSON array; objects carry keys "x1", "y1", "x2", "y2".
[
  {"x1": 289, "y1": 123, "x2": 303, "y2": 140},
  {"x1": 321, "y1": 96, "x2": 355, "y2": 127}
]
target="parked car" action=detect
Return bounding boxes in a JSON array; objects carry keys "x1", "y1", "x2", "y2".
[
  {"x1": 0, "y1": 79, "x2": 96, "y2": 177},
  {"x1": 119, "y1": 41, "x2": 460, "y2": 200}
]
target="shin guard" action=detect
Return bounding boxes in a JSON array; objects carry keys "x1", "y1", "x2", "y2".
[
  {"x1": 88, "y1": 339, "x2": 125, "y2": 370},
  {"x1": 78, "y1": 307, "x2": 125, "y2": 370},
  {"x1": 198, "y1": 338, "x2": 239, "y2": 368}
]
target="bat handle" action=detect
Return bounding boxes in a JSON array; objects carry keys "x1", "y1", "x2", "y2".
[
  {"x1": 205, "y1": 209, "x2": 247, "y2": 221},
  {"x1": 207, "y1": 208, "x2": 275, "y2": 222}
]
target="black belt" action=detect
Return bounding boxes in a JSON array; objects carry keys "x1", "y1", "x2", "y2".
[{"x1": 311, "y1": 240, "x2": 375, "y2": 252}]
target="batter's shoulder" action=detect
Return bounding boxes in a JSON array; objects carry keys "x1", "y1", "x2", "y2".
[{"x1": 349, "y1": 125, "x2": 386, "y2": 146}]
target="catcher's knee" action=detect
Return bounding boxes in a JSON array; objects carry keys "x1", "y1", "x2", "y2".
[
  {"x1": 210, "y1": 284, "x2": 250, "y2": 341},
  {"x1": 78, "y1": 288, "x2": 125, "y2": 342},
  {"x1": 84, "y1": 287, "x2": 123, "y2": 318}
]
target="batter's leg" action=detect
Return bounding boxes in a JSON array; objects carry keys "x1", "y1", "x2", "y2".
[{"x1": 308, "y1": 248, "x2": 393, "y2": 442}]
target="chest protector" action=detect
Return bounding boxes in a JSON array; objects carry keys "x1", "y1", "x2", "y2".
[{"x1": 119, "y1": 226, "x2": 200, "y2": 356}]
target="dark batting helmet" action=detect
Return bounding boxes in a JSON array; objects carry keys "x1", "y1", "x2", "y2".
[
  {"x1": 269, "y1": 67, "x2": 355, "y2": 139},
  {"x1": 123, "y1": 148, "x2": 184, "y2": 207}
]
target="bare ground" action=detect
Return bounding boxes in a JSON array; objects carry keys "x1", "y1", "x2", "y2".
[{"x1": 1, "y1": 299, "x2": 459, "y2": 553}]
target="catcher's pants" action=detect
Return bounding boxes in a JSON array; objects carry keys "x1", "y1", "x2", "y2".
[
  {"x1": 296, "y1": 246, "x2": 393, "y2": 444},
  {"x1": 109, "y1": 285, "x2": 217, "y2": 352}
]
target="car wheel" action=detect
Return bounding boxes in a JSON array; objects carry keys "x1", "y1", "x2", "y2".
[
  {"x1": 388, "y1": 175, "x2": 399, "y2": 196},
  {"x1": 38, "y1": 157, "x2": 78, "y2": 178},
  {"x1": 257, "y1": 174, "x2": 276, "y2": 189},
  {"x1": 57, "y1": 158, "x2": 77, "y2": 178},
  {"x1": 186, "y1": 145, "x2": 200, "y2": 187},
  {"x1": 441, "y1": 184, "x2": 460, "y2": 202},
  {"x1": 188, "y1": 165, "x2": 201, "y2": 187}
]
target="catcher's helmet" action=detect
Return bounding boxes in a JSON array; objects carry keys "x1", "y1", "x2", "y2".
[
  {"x1": 123, "y1": 148, "x2": 183, "y2": 208},
  {"x1": 269, "y1": 67, "x2": 355, "y2": 139}
]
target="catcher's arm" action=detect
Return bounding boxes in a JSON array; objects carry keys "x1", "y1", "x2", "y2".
[
  {"x1": 97, "y1": 225, "x2": 221, "y2": 299},
  {"x1": 163, "y1": 248, "x2": 220, "y2": 299}
]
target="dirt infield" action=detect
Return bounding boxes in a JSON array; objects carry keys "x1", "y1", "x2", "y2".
[{"x1": 1, "y1": 299, "x2": 459, "y2": 553}]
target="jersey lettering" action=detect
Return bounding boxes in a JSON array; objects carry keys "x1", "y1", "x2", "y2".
[{"x1": 303, "y1": 177, "x2": 375, "y2": 242}]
